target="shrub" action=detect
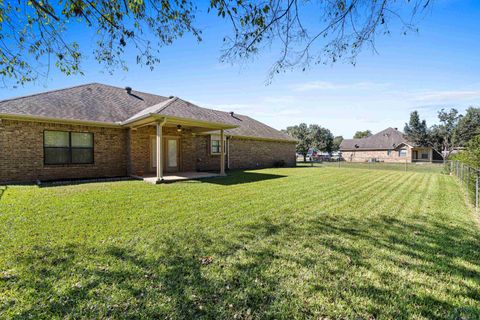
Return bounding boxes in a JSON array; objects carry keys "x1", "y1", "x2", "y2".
[
  {"x1": 274, "y1": 160, "x2": 286, "y2": 168},
  {"x1": 452, "y1": 135, "x2": 480, "y2": 168}
]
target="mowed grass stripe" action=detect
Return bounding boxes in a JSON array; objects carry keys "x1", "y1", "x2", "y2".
[{"x1": 1, "y1": 168, "x2": 479, "y2": 319}]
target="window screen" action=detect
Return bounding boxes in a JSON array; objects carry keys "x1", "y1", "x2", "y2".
[{"x1": 44, "y1": 131, "x2": 94, "y2": 165}]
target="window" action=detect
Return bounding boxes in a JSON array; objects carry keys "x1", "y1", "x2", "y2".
[
  {"x1": 210, "y1": 135, "x2": 226, "y2": 155},
  {"x1": 398, "y1": 149, "x2": 407, "y2": 157},
  {"x1": 387, "y1": 150, "x2": 392, "y2": 156},
  {"x1": 211, "y1": 139, "x2": 221, "y2": 154},
  {"x1": 421, "y1": 152, "x2": 429, "y2": 159},
  {"x1": 44, "y1": 131, "x2": 94, "y2": 165}
]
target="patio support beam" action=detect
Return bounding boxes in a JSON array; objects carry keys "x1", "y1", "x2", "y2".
[
  {"x1": 220, "y1": 129, "x2": 226, "y2": 176},
  {"x1": 156, "y1": 118, "x2": 166, "y2": 182}
]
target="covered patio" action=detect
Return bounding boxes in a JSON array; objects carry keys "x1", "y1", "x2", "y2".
[{"x1": 123, "y1": 96, "x2": 237, "y2": 183}]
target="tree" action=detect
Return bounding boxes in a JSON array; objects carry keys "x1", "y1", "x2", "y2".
[
  {"x1": 286, "y1": 123, "x2": 311, "y2": 162},
  {"x1": 429, "y1": 108, "x2": 461, "y2": 159},
  {"x1": 0, "y1": 0, "x2": 433, "y2": 86},
  {"x1": 456, "y1": 107, "x2": 480, "y2": 146},
  {"x1": 404, "y1": 111, "x2": 429, "y2": 146},
  {"x1": 453, "y1": 135, "x2": 480, "y2": 168},
  {"x1": 353, "y1": 130, "x2": 372, "y2": 139},
  {"x1": 309, "y1": 124, "x2": 334, "y2": 153},
  {"x1": 332, "y1": 136, "x2": 344, "y2": 152}
]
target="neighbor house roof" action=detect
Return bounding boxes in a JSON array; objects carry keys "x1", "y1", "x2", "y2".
[
  {"x1": 340, "y1": 127, "x2": 412, "y2": 150},
  {"x1": 0, "y1": 83, "x2": 295, "y2": 142}
]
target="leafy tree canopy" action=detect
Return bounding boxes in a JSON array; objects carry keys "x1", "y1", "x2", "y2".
[
  {"x1": 353, "y1": 130, "x2": 372, "y2": 139},
  {"x1": 432, "y1": 108, "x2": 462, "y2": 158},
  {"x1": 404, "y1": 111, "x2": 429, "y2": 146},
  {"x1": 332, "y1": 136, "x2": 343, "y2": 152},
  {"x1": 0, "y1": 0, "x2": 432, "y2": 86},
  {"x1": 453, "y1": 135, "x2": 480, "y2": 169},
  {"x1": 309, "y1": 124, "x2": 334, "y2": 153},
  {"x1": 285, "y1": 123, "x2": 311, "y2": 160},
  {"x1": 456, "y1": 107, "x2": 480, "y2": 146}
]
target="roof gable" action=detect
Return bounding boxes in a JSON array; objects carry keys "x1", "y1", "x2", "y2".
[
  {"x1": 340, "y1": 127, "x2": 408, "y2": 150},
  {"x1": 0, "y1": 83, "x2": 295, "y2": 142},
  {"x1": 0, "y1": 83, "x2": 169, "y2": 124}
]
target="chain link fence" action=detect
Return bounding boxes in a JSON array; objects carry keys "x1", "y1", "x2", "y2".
[
  {"x1": 297, "y1": 158, "x2": 448, "y2": 174},
  {"x1": 297, "y1": 157, "x2": 479, "y2": 211},
  {"x1": 449, "y1": 160, "x2": 479, "y2": 212}
]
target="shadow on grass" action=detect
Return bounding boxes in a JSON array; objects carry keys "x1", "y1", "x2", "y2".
[
  {"x1": 38, "y1": 176, "x2": 134, "y2": 188},
  {"x1": 0, "y1": 186, "x2": 6, "y2": 201},
  {"x1": 202, "y1": 170, "x2": 287, "y2": 186},
  {"x1": 2, "y1": 214, "x2": 480, "y2": 318}
]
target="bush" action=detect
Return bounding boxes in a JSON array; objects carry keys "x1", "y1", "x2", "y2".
[
  {"x1": 274, "y1": 160, "x2": 286, "y2": 168},
  {"x1": 452, "y1": 135, "x2": 480, "y2": 168}
]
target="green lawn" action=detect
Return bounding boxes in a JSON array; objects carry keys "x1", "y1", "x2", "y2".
[
  {"x1": 1, "y1": 168, "x2": 480, "y2": 319},
  {"x1": 297, "y1": 160, "x2": 449, "y2": 174}
]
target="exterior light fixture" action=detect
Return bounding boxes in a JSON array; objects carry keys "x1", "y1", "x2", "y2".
[{"x1": 177, "y1": 125, "x2": 182, "y2": 132}]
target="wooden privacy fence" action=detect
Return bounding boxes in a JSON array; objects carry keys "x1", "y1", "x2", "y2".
[{"x1": 450, "y1": 160, "x2": 479, "y2": 212}]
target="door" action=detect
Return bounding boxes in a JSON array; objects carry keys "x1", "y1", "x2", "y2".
[
  {"x1": 413, "y1": 150, "x2": 418, "y2": 160},
  {"x1": 164, "y1": 138, "x2": 179, "y2": 173},
  {"x1": 150, "y1": 137, "x2": 180, "y2": 173}
]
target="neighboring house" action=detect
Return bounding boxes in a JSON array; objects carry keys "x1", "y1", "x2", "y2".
[
  {"x1": 0, "y1": 83, "x2": 296, "y2": 183},
  {"x1": 340, "y1": 127, "x2": 442, "y2": 163}
]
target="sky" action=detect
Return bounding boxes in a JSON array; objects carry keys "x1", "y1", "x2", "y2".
[{"x1": 1, "y1": 0, "x2": 479, "y2": 138}]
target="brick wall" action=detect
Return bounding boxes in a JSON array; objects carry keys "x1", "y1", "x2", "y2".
[
  {"x1": 194, "y1": 135, "x2": 225, "y2": 171},
  {"x1": 128, "y1": 125, "x2": 195, "y2": 176},
  {"x1": 195, "y1": 135, "x2": 296, "y2": 171},
  {"x1": 0, "y1": 120, "x2": 296, "y2": 183},
  {"x1": 0, "y1": 119, "x2": 128, "y2": 183},
  {"x1": 229, "y1": 137, "x2": 296, "y2": 169},
  {"x1": 342, "y1": 148, "x2": 413, "y2": 163}
]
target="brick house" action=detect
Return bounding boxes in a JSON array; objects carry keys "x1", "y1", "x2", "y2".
[
  {"x1": 340, "y1": 127, "x2": 442, "y2": 163},
  {"x1": 0, "y1": 83, "x2": 296, "y2": 183}
]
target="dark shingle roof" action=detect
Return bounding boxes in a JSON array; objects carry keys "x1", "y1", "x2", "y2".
[
  {"x1": 224, "y1": 114, "x2": 295, "y2": 142},
  {"x1": 0, "y1": 83, "x2": 295, "y2": 142},
  {"x1": 340, "y1": 128, "x2": 409, "y2": 150},
  {"x1": 0, "y1": 83, "x2": 169, "y2": 123},
  {"x1": 126, "y1": 97, "x2": 241, "y2": 127}
]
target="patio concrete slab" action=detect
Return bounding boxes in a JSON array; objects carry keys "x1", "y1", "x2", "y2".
[{"x1": 142, "y1": 172, "x2": 224, "y2": 184}]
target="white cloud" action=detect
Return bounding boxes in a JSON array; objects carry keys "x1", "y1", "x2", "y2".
[
  {"x1": 412, "y1": 90, "x2": 480, "y2": 103},
  {"x1": 291, "y1": 81, "x2": 390, "y2": 92}
]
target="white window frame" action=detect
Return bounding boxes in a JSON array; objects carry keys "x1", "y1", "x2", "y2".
[
  {"x1": 210, "y1": 135, "x2": 226, "y2": 155},
  {"x1": 398, "y1": 149, "x2": 407, "y2": 157}
]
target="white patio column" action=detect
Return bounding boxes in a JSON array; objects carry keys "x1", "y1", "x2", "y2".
[
  {"x1": 156, "y1": 120, "x2": 164, "y2": 182},
  {"x1": 220, "y1": 129, "x2": 226, "y2": 175}
]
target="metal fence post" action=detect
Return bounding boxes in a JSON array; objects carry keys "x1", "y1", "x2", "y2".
[
  {"x1": 467, "y1": 167, "x2": 470, "y2": 189},
  {"x1": 476, "y1": 172, "x2": 479, "y2": 212}
]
